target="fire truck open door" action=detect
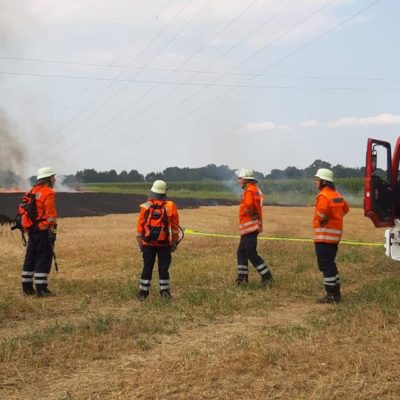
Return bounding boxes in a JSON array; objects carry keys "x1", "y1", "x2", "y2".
[
  {"x1": 391, "y1": 137, "x2": 400, "y2": 220},
  {"x1": 364, "y1": 138, "x2": 394, "y2": 228},
  {"x1": 365, "y1": 137, "x2": 400, "y2": 260}
]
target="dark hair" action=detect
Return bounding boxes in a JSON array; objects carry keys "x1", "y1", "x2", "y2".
[
  {"x1": 243, "y1": 179, "x2": 258, "y2": 184},
  {"x1": 149, "y1": 191, "x2": 167, "y2": 200},
  {"x1": 36, "y1": 177, "x2": 54, "y2": 188},
  {"x1": 320, "y1": 180, "x2": 335, "y2": 190}
]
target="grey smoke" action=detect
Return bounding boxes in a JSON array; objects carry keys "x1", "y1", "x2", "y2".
[
  {"x1": 0, "y1": 110, "x2": 26, "y2": 188},
  {"x1": 0, "y1": 4, "x2": 27, "y2": 188}
]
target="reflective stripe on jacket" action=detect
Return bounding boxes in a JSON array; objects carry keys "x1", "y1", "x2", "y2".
[
  {"x1": 136, "y1": 199, "x2": 180, "y2": 246},
  {"x1": 239, "y1": 183, "x2": 263, "y2": 236},
  {"x1": 31, "y1": 184, "x2": 57, "y2": 230},
  {"x1": 313, "y1": 187, "x2": 349, "y2": 243}
]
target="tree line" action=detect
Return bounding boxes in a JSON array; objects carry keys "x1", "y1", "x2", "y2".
[{"x1": 60, "y1": 160, "x2": 369, "y2": 184}]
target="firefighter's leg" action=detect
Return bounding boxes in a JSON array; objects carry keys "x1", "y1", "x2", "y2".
[
  {"x1": 34, "y1": 230, "x2": 54, "y2": 297},
  {"x1": 21, "y1": 232, "x2": 38, "y2": 295},
  {"x1": 236, "y1": 236, "x2": 249, "y2": 284},
  {"x1": 157, "y1": 247, "x2": 172, "y2": 298},
  {"x1": 244, "y1": 232, "x2": 273, "y2": 284},
  {"x1": 315, "y1": 242, "x2": 341, "y2": 303},
  {"x1": 138, "y1": 246, "x2": 156, "y2": 299}
]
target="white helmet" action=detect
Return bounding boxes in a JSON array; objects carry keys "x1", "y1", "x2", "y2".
[
  {"x1": 237, "y1": 168, "x2": 255, "y2": 180},
  {"x1": 36, "y1": 166, "x2": 56, "y2": 180},
  {"x1": 150, "y1": 180, "x2": 167, "y2": 194},
  {"x1": 315, "y1": 168, "x2": 334, "y2": 182}
]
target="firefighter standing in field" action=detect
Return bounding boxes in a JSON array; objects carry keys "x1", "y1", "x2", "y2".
[
  {"x1": 313, "y1": 168, "x2": 349, "y2": 303},
  {"x1": 136, "y1": 180, "x2": 180, "y2": 300},
  {"x1": 235, "y1": 169, "x2": 273, "y2": 286},
  {"x1": 21, "y1": 167, "x2": 57, "y2": 297}
]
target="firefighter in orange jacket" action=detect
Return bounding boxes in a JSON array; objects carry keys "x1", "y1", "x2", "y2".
[
  {"x1": 236, "y1": 169, "x2": 273, "y2": 285},
  {"x1": 21, "y1": 167, "x2": 57, "y2": 297},
  {"x1": 136, "y1": 180, "x2": 180, "y2": 300},
  {"x1": 313, "y1": 168, "x2": 349, "y2": 303}
]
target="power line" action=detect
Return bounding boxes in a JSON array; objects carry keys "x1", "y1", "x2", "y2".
[
  {"x1": 2, "y1": 55, "x2": 399, "y2": 83},
  {"x1": 60, "y1": 0, "x2": 298, "y2": 160},
  {"x1": 46, "y1": 0, "x2": 192, "y2": 140},
  {"x1": 54, "y1": 0, "x2": 213, "y2": 148},
  {"x1": 2, "y1": 69, "x2": 398, "y2": 90},
  {"x1": 136, "y1": 0, "x2": 384, "y2": 144},
  {"x1": 58, "y1": 0, "x2": 262, "y2": 154},
  {"x1": 128, "y1": 0, "x2": 383, "y2": 146},
  {"x1": 3, "y1": 67, "x2": 400, "y2": 84},
  {"x1": 60, "y1": 0, "x2": 331, "y2": 165},
  {"x1": 64, "y1": 0, "x2": 383, "y2": 166},
  {"x1": 77, "y1": 0, "x2": 335, "y2": 157}
]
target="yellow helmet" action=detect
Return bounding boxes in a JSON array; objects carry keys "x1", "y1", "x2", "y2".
[
  {"x1": 36, "y1": 167, "x2": 56, "y2": 180},
  {"x1": 237, "y1": 168, "x2": 255, "y2": 180},
  {"x1": 150, "y1": 180, "x2": 167, "y2": 194},
  {"x1": 315, "y1": 168, "x2": 334, "y2": 182}
]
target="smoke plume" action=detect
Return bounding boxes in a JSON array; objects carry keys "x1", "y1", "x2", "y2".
[
  {"x1": 0, "y1": 110, "x2": 27, "y2": 188},
  {"x1": 0, "y1": 4, "x2": 27, "y2": 189}
]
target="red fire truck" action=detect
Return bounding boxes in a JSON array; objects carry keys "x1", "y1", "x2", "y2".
[{"x1": 364, "y1": 138, "x2": 400, "y2": 260}]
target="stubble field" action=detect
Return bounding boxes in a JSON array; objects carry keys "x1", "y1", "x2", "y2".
[{"x1": 1, "y1": 205, "x2": 400, "y2": 399}]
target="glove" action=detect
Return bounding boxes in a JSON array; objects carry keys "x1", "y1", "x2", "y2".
[{"x1": 171, "y1": 241, "x2": 178, "y2": 253}]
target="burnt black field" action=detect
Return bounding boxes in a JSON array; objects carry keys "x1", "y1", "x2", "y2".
[{"x1": 0, "y1": 192, "x2": 238, "y2": 221}]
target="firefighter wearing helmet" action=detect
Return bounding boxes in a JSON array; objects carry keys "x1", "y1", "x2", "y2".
[
  {"x1": 135, "y1": 180, "x2": 180, "y2": 300},
  {"x1": 235, "y1": 169, "x2": 273, "y2": 286},
  {"x1": 20, "y1": 167, "x2": 58, "y2": 297},
  {"x1": 313, "y1": 168, "x2": 349, "y2": 303}
]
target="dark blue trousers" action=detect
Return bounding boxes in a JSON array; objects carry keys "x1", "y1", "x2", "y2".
[{"x1": 22, "y1": 229, "x2": 53, "y2": 292}]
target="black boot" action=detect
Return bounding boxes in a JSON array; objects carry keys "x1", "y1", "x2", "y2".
[
  {"x1": 235, "y1": 274, "x2": 248, "y2": 286},
  {"x1": 160, "y1": 289, "x2": 171, "y2": 299},
  {"x1": 36, "y1": 285, "x2": 55, "y2": 297},
  {"x1": 36, "y1": 288, "x2": 54, "y2": 297},
  {"x1": 260, "y1": 270, "x2": 273, "y2": 287},
  {"x1": 317, "y1": 285, "x2": 341, "y2": 304},
  {"x1": 335, "y1": 284, "x2": 342, "y2": 299},
  {"x1": 137, "y1": 290, "x2": 149, "y2": 301},
  {"x1": 22, "y1": 282, "x2": 36, "y2": 296}
]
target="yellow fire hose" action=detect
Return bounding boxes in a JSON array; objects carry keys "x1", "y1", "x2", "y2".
[{"x1": 184, "y1": 229, "x2": 383, "y2": 247}]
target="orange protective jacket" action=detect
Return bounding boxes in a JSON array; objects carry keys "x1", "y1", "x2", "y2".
[
  {"x1": 31, "y1": 184, "x2": 57, "y2": 231},
  {"x1": 313, "y1": 187, "x2": 349, "y2": 244},
  {"x1": 136, "y1": 199, "x2": 180, "y2": 247},
  {"x1": 239, "y1": 183, "x2": 263, "y2": 236}
]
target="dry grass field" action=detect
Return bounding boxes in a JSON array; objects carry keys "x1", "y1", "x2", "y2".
[{"x1": 1, "y1": 205, "x2": 400, "y2": 399}]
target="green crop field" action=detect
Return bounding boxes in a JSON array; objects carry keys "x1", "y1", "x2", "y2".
[{"x1": 83, "y1": 177, "x2": 365, "y2": 206}]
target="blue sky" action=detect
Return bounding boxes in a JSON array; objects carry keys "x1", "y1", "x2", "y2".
[{"x1": 0, "y1": 0, "x2": 399, "y2": 177}]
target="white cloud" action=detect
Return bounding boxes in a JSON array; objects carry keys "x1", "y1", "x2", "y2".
[
  {"x1": 327, "y1": 113, "x2": 400, "y2": 128},
  {"x1": 244, "y1": 121, "x2": 292, "y2": 132},
  {"x1": 300, "y1": 120, "x2": 320, "y2": 128}
]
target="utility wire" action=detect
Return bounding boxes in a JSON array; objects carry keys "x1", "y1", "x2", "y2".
[
  {"x1": 46, "y1": 0, "x2": 191, "y2": 139},
  {"x1": 58, "y1": 0, "x2": 261, "y2": 154},
  {"x1": 134, "y1": 0, "x2": 384, "y2": 145},
  {"x1": 132, "y1": 0, "x2": 382, "y2": 143},
  {"x1": 2, "y1": 70, "x2": 398, "y2": 90},
  {"x1": 125, "y1": 0, "x2": 383, "y2": 145},
  {"x1": 64, "y1": 0, "x2": 332, "y2": 163},
  {"x1": 61, "y1": 0, "x2": 298, "y2": 160},
  {"x1": 65, "y1": 0, "x2": 382, "y2": 166},
  {"x1": 53, "y1": 0, "x2": 212, "y2": 148},
  {"x1": 61, "y1": 0, "x2": 328, "y2": 165},
  {"x1": 3, "y1": 67, "x2": 400, "y2": 83},
  {"x1": 3, "y1": 56, "x2": 399, "y2": 82}
]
